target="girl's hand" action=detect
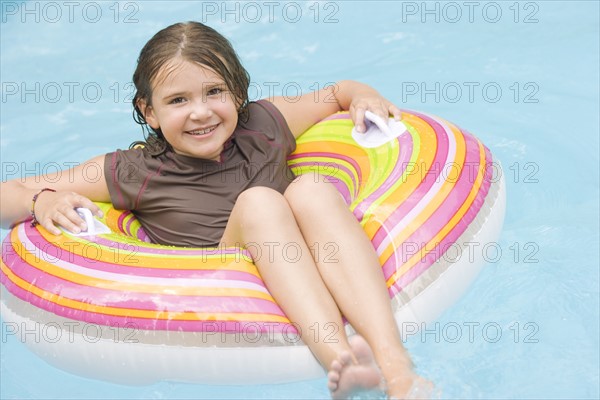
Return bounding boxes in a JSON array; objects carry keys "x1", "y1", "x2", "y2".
[
  {"x1": 33, "y1": 190, "x2": 103, "y2": 235},
  {"x1": 349, "y1": 95, "x2": 402, "y2": 133}
]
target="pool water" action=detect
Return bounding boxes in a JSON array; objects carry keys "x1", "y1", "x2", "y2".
[{"x1": 1, "y1": 1, "x2": 598, "y2": 398}]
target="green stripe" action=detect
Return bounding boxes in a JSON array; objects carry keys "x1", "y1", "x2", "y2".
[{"x1": 359, "y1": 122, "x2": 422, "y2": 222}]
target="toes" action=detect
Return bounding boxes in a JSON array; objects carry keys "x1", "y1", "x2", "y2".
[
  {"x1": 328, "y1": 370, "x2": 340, "y2": 383},
  {"x1": 330, "y1": 359, "x2": 343, "y2": 373},
  {"x1": 340, "y1": 350, "x2": 354, "y2": 366},
  {"x1": 328, "y1": 360, "x2": 341, "y2": 392},
  {"x1": 327, "y1": 371, "x2": 339, "y2": 391}
]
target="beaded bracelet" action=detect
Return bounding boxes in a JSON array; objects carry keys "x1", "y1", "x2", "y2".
[{"x1": 30, "y1": 188, "x2": 56, "y2": 227}]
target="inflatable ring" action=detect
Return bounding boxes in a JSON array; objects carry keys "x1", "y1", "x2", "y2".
[{"x1": 1, "y1": 110, "x2": 505, "y2": 384}]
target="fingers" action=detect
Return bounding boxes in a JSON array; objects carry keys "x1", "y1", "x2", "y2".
[
  {"x1": 353, "y1": 107, "x2": 367, "y2": 133},
  {"x1": 388, "y1": 103, "x2": 402, "y2": 121},
  {"x1": 351, "y1": 99, "x2": 402, "y2": 132},
  {"x1": 40, "y1": 217, "x2": 62, "y2": 236},
  {"x1": 34, "y1": 191, "x2": 101, "y2": 235},
  {"x1": 78, "y1": 196, "x2": 104, "y2": 218},
  {"x1": 53, "y1": 210, "x2": 86, "y2": 234}
]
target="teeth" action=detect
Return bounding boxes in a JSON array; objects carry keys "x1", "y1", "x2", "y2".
[{"x1": 188, "y1": 125, "x2": 216, "y2": 136}]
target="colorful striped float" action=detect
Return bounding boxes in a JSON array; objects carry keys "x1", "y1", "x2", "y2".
[{"x1": 0, "y1": 110, "x2": 505, "y2": 384}]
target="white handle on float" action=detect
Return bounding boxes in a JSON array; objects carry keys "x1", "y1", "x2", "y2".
[
  {"x1": 76, "y1": 208, "x2": 97, "y2": 235},
  {"x1": 364, "y1": 110, "x2": 392, "y2": 136},
  {"x1": 59, "y1": 208, "x2": 111, "y2": 236},
  {"x1": 351, "y1": 110, "x2": 408, "y2": 148}
]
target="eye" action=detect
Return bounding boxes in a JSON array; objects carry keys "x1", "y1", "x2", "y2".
[
  {"x1": 169, "y1": 97, "x2": 186, "y2": 104},
  {"x1": 206, "y1": 86, "x2": 224, "y2": 97}
]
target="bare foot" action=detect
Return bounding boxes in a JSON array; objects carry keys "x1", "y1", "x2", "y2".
[
  {"x1": 327, "y1": 335, "x2": 385, "y2": 399},
  {"x1": 405, "y1": 377, "x2": 438, "y2": 399},
  {"x1": 388, "y1": 376, "x2": 438, "y2": 399}
]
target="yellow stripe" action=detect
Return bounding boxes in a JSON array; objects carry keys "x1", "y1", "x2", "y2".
[
  {"x1": 35, "y1": 227, "x2": 260, "y2": 276},
  {"x1": 292, "y1": 133, "x2": 371, "y2": 208},
  {"x1": 99, "y1": 204, "x2": 256, "y2": 263},
  {"x1": 362, "y1": 113, "x2": 437, "y2": 240},
  {"x1": 295, "y1": 116, "x2": 354, "y2": 146},
  {"x1": 1, "y1": 260, "x2": 288, "y2": 323},
  {"x1": 289, "y1": 154, "x2": 358, "y2": 198},
  {"x1": 10, "y1": 229, "x2": 275, "y2": 301},
  {"x1": 352, "y1": 139, "x2": 400, "y2": 209},
  {"x1": 386, "y1": 138, "x2": 487, "y2": 287},
  {"x1": 379, "y1": 119, "x2": 467, "y2": 265}
]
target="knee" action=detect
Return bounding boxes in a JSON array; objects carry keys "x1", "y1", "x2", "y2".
[
  {"x1": 222, "y1": 187, "x2": 292, "y2": 246},
  {"x1": 284, "y1": 174, "x2": 345, "y2": 212},
  {"x1": 284, "y1": 173, "x2": 326, "y2": 198},
  {"x1": 234, "y1": 186, "x2": 290, "y2": 220}
]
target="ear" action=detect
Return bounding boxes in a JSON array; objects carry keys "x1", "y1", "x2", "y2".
[{"x1": 137, "y1": 98, "x2": 159, "y2": 129}]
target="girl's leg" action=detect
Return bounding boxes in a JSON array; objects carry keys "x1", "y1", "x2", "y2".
[
  {"x1": 283, "y1": 174, "x2": 420, "y2": 397},
  {"x1": 219, "y1": 186, "x2": 382, "y2": 394}
]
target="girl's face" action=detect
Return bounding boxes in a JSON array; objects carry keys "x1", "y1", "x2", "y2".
[{"x1": 142, "y1": 59, "x2": 239, "y2": 161}]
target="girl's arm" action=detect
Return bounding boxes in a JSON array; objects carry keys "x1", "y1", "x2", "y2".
[
  {"x1": 268, "y1": 80, "x2": 401, "y2": 138},
  {"x1": 1, "y1": 155, "x2": 110, "y2": 235}
]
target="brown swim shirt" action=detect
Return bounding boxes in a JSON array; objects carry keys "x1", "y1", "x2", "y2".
[{"x1": 104, "y1": 100, "x2": 296, "y2": 247}]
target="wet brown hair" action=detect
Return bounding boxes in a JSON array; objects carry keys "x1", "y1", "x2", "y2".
[{"x1": 131, "y1": 21, "x2": 251, "y2": 155}]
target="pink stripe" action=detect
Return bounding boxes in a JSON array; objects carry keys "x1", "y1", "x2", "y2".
[
  {"x1": 353, "y1": 130, "x2": 415, "y2": 221},
  {"x1": 290, "y1": 159, "x2": 358, "y2": 192},
  {"x1": 370, "y1": 112, "x2": 449, "y2": 249},
  {"x1": 1, "y1": 272, "x2": 295, "y2": 333},
  {"x1": 117, "y1": 211, "x2": 129, "y2": 235},
  {"x1": 88, "y1": 233, "x2": 253, "y2": 259},
  {"x1": 136, "y1": 226, "x2": 151, "y2": 242},
  {"x1": 320, "y1": 112, "x2": 350, "y2": 122},
  {"x1": 291, "y1": 161, "x2": 354, "y2": 204},
  {"x1": 125, "y1": 215, "x2": 135, "y2": 236},
  {"x1": 386, "y1": 138, "x2": 494, "y2": 295},
  {"x1": 332, "y1": 181, "x2": 351, "y2": 205},
  {"x1": 118, "y1": 212, "x2": 150, "y2": 243},
  {"x1": 22, "y1": 225, "x2": 262, "y2": 282},
  {"x1": 288, "y1": 151, "x2": 363, "y2": 189},
  {"x1": 380, "y1": 129, "x2": 472, "y2": 281},
  {"x1": 2, "y1": 244, "x2": 285, "y2": 316}
]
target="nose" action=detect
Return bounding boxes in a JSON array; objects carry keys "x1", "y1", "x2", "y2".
[{"x1": 189, "y1": 99, "x2": 212, "y2": 120}]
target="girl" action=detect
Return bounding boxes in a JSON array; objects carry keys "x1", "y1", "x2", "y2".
[{"x1": 0, "y1": 22, "x2": 432, "y2": 399}]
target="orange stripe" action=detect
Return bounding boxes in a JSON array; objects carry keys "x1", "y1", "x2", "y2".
[
  {"x1": 362, "y1": 114, "x2": 438, "y2": 240},
  {"x1": 34, "y1": 227, "x2": 260, "y2": 276},
  {"x1": 1, "y1": 260, "x2": 289, "y2": 323},
  {"x1": 9, "y1": 229, "x2": 275, "y2": 301},
  {"x1": 386, "y1": 139, "x2": 487, "y2": 286},
  {"x1": 379, "y1": 120, "x2": 466, "y2": 266}
]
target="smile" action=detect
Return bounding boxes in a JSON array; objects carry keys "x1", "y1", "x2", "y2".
[{"x1": 186, "y1": 124, "x2": 218, "y2": 136}]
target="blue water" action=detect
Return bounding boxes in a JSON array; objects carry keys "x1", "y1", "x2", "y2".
[{"x1": 1, "y1": 1, "x2": 598, "y2": 398}]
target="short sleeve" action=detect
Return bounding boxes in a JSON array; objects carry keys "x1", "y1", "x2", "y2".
[
  {"x1": 247, "y1": 100, "x2": 296, "y2": 156},
  {"x1": 104, "y1": 148, "x2": 154, "y2": 210}
]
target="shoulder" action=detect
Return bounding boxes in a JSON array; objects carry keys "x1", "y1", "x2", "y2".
[
  {"x1": 104, "y1": 148, "x2": 172, "y2": 210},
  {"x1": 238, "y1": 100, "x2": 294, "y2": 148},
  {"x1": 242, "y1": 100, "x2": 288, "y2": 130},
  {"x1": 106, "y1": 147, "x2": 161, "y2": 164},
  {"x1": 105, "y1": 147, "x2": 167, "y2": 176}
]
